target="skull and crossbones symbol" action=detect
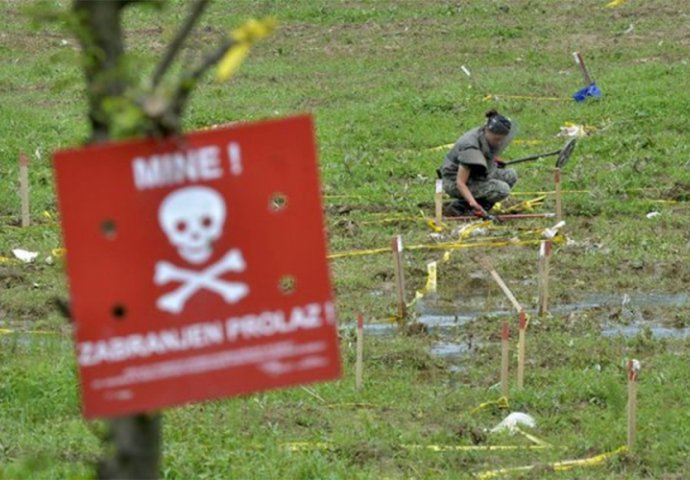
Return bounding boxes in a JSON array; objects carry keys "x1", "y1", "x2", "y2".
[{"x1": 154, "y1": 186, "x2": 249, "y2": 314}]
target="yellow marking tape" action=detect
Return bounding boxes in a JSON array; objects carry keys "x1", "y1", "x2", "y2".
[
  {"x1": 425, "y1": 261, "x2": 437, "y2": 293},
  {"x1": 404, "y1": 444, "x2": 551, "y2": 452},
  {"x1": 328, "y1": 246, "x2": 392, "y2": 259},
  {"x1": 428, "y1": 143, "x2": 455, "y2": 152},
  {"x1": 0, "y1": 328, "x2": 60, "y2": 336},
  {"x1": 476, "y1": 445, "x2": 627, "y2": 479},
  {"x1": 216, "y1": 17, "x2": 276, "y2": 81},
  {"x1": 515, "y1": 427, "x2": 553, "y2": 448},
  {"x1": 510, "y1": 190, "x2": 591, "y2": 196},
  {"x1": 0, "y1": 248, "x2": 65, "y2": 264},
  {"x1": 283, "y1": 442, "x2": 554, "y2": 453},
  {"x1": 469, "y1": 396, "x2": 510, "y2": 415},
  {"x1": 429, "y1": 140, "x2": 543, "y2": 152},
  {"x1": 496, "y1": 195, "x2": 546, "y2": 214},
  {"x1": 407, "y1": 262, "x2": 437, "y2": 310},
  {"x1": 484, "y1": 94, "x2": 567, "y2": 102},
  {"x1": 328, "y1": 236, "x2": 561, "y2": 260},
  {"x1": 326, "y1": 402, "x2": 378, "y2": 409},
  {"x1": 425, "y1": 194, "x2": 549, "y2": 232},
  {"x1": 606, "y1": 0, "x2": 627, "y2": 7},
  {"x1": 283, "y1": 442, "x2": 331, "y2": 452},
  {"x1": 324, "y1": 194, "x2": 365, "y2": 200},
  {"x1": 457, "y1": 221, "x2": 493, "y2": 240},
  {"x1": 360, "y1": 215, "x2": 421, "y2": 226},
  {"x1": 426, "y1": 218, "x2": 445, "y2": 232}
]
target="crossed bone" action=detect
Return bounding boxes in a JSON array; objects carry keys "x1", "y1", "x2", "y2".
[{"x1": 154, "y1": 249, "x2": 249, "y2": 314}]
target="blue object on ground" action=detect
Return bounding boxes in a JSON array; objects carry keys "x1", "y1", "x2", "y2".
[{"x1": 573, "y1": 82, "x2": 602, "y2": 102}]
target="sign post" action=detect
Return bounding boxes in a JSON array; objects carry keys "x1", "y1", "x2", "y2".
[
  {"x1": 392, "y1": 235, "x2": 407, "y2": 322},
  {"x1": 627, "y1": 359, "x2": 640, "y2": 451},
  {"x1": 434, "y1": 179, "x2": 443, "y2": 226},
  {"x1": 517, "y1": 310, "x2": 527, "y2": 390},
  {"x1": 538, "y1": 240, "x2": 552, "y2": 317},
  {"x1": 54, "y1": 115, "x2": 341, "y2": 418},
  {"x1": 19, "y1": 153, "x2": 30, "y2": 227},
  {"x1": 501, "y1": 321, "x2": 510, "y2": 398},
  {"x1": 355, "y1": 313, "x2": 364, "y2": 391}
]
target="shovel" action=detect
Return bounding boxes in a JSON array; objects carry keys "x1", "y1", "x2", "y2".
[
  {"x1": 572, "y1": 52, "x2": 602, "y2": 102},
  {"x1": 502, "y1": 138, "x2": 577, "y2": 169}
]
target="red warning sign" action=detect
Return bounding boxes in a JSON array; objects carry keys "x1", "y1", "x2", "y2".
[{"x1": 53, "y1": 115, "x2": 341, "y2": 418}]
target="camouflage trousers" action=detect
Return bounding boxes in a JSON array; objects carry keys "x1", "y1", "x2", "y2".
[{"x1": 443, "y1": 167, "x2": 518, "y2": 205}]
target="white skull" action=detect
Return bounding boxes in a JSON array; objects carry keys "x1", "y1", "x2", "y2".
[{"x1": 158, "y1": 186, "x2": 226, "y2": 264}]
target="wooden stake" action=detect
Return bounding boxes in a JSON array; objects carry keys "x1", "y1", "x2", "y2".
[
  {"x1": 538, "y1": 240, "x2": 552, "y2": 317},
  {"x1": 573, "y1": 51, "x2": 593, "y2": 85},
  {"x1": 426, "y1": 261, "x2": 438, "y2": 294},
  {"x1": 19, "y1": 153, "x2": 30, "y2": 227},
  {"x1": 501, "y1": 321, "x2": 510, "y2": 398},
  {"x1": 627, "y1": 359, "x2": 640, "y2": 451},
  {"x1": 355, "y1": 313, "x2": 364, "y2": 391},
  {"x1": 434, "y1": 179, "x2": 443, "y2": 226},
  {"x1": 444, "y1": 213, "x2": 555, "y2": 222},
  {"x1": 392, "y1": 235, "x2": 407, "y2": 321},
  {"x1": 479, "y1": 257, "x2": 523, "y2": 314},
  {"x1": 517, "y1": 310, "x2": 527, "y2": 390},
  {"x1": 555, "y1": 167, "x2": 563, "y2": 222}
]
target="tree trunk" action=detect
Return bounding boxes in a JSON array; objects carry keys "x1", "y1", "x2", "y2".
[
  {"x1": 73, "y1": 1, "x2": 162, "y2": 478},
  {"x1": 97, "y1": 414, "x2": 162, "y2": 480},
  {"x1": 74, "y1": 0, "x2": 128, "y2": 143}
]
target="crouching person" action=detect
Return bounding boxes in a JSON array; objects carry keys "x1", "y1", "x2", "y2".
[{"x1": 439, "y1": 109, "x2": 518, "y2": 217}]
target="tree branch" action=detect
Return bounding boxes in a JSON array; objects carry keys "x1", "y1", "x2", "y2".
[
  {"x1": 141, "y1": 36, "x2": 236, "y2": 135},
  {"x1": 151, "y1": 0, "x2": 210, "y2": 88},
  {"x1": 168, "y1": 37, "x2": 236, "y2": 119}
]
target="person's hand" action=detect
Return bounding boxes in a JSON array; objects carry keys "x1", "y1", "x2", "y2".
[
  {"x1": 495, "y1": 156, "x2": 506, "y2": 168},
  {"x1": 472, "y1": 204, "x2": 502, "y2": 224},
  {"x1": 471, "y1": 203, "x2": 487, "y2": 218}
]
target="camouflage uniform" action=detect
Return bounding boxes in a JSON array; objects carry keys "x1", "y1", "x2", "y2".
[{"x1": 440, "y1": 127, "x2": 517, "y2": 208}]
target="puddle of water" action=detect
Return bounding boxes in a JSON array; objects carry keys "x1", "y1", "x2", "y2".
[
  {"x1": 601, "y1": 322, "x2": 690, "y2": 339},
  {"x1": 430, "y1": 341, "x2": 471, "y2": 358},
  {"x1": 417, "y1": 292, "x2": 690, "y2": 326},
  {"x1": 362, "y1": 323, "x2": 397, "y2": 336},
  {"x1": 345, "y1": 292, "x2": 690, "y2": 365},
  {"x1": 418, "y1": 314, "x2": 474, "y2": 330},
  {"x1": 583, "y1": 292, "x2": 690, "y2": 308},
  {"x1": 0, "y1": 332, "x2": 71, "y2": 352}
]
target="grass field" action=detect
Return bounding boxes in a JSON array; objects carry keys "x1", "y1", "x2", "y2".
[{"x1": 2, "y1": 0, "x2": 690, "y2": 478}]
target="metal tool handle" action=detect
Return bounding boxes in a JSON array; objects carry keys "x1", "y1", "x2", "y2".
[
  {"x1": 573, "y1": 51, "x2": 593, "y2": 85},
  {"x1": 504, "y1": 149, "x2": 561, "y2": 166}
]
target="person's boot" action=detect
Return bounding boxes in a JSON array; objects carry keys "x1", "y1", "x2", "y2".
[
  {"x1": 446, "y1": 199, "x2": 473, "y2": 216},
  {"x1": 478, "y1": 199, "x2": 495, "y2": 212}
]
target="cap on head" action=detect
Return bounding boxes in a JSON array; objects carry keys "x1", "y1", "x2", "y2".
[{"x1": 485, "y1": 110, "x2": 512, "y2": 135}]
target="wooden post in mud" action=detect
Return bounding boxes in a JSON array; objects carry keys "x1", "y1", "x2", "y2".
[
  {"x1": 434, "y1": 179, "x2": 443, "y2": 226},
  {"x1": 19, "y1": 153, "x2": 30, "y2": 227},
  {"x1": 516, "y1": 310, "x2": 527, "y2": 390},
  {"x1": 355, "y1": 313, "x2": 364, "y2": 391},
  {"x1": 501, "y1": 321, "x2": 510, "y2": 398},
  {"x1": 537, "y1": 240, "x2": 552, "y2": 317},
  {"x1": 392, "y1": 235, "x2": 407, "y2": 321},
  {"x1": 554, "y1": 168, "x2": 563, "y2": 222},
  {"x1": 479, "y1": 257, "x2": 523, "y2": 314},
  {"x1": 426, "y1": 261, "x2": 438, "y2": 294},
  {"x1": 627, "y1": 359, "x2": 640, "y2": 451}
]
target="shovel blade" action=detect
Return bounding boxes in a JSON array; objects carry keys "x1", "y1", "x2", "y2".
[{"x1": 573, "y1": 82, "x2": 602, "y2": 102}]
